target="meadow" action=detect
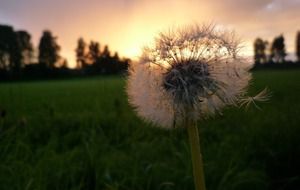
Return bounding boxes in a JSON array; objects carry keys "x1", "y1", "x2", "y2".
[{"x1": 0, "y1": 69, "x2": 299, "y2": 190}]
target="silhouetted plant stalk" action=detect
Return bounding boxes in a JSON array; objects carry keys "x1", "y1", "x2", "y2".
[
  {"x1": 186, "y1": 119, "x2": 206, "y2": 190},
  {"x1": 127, "y1": 23, "x2": 269, "y2": 190}
]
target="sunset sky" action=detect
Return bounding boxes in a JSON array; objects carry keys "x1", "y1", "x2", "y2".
[{"x1": 1, "y1": 0, "x2": 299, "y2": 68}]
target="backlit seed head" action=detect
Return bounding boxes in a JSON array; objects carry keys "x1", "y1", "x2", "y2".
[{"x1": 127, "y1": 24, "x2": 265, "y2": 129}]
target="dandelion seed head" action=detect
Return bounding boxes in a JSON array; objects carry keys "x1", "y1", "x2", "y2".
[
  {"x1": 127, "y1": 24, "x2": 266, "y2": 129},
  {"x1": 163, "y1": 60, "x2": 213, "y2": 106}
]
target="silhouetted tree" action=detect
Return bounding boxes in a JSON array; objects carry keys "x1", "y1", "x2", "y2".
[
  {"x1": 38, "y1": 30, "x2": 61, "y2": 69},
  {"x1": 75, "y1": 37, "x2": 87, "y2": 68},
  {"x1": 296, "y1": 31, "x2": 300, "y2": 62},
  {"x1": 101, "y1": 45, "x2": 111, "y2": 58},
  {"x1": 113, "y1": 52, "x2": 119, "y2": 60},
  {"x1": 0, "y1": 25, "x2": 12, "y2": 70},
  {"x1": 88, "y1": 41, "x2": 100, "y2": 64},
  {"x1": 0, "y1": 25, "x2": 22, "y2": 74},
  {"x1": 75, "y1": 38, "x2": 129, "y2": 75},
  {"x1": 97, "y1": 45, "x2": 112, "y2": 73},
  {"x1": 270, "y1": 35, "x2": 286, "y2": 63},
  {"x1": 16, "y1": 31, "x2": 34, "y2": 65},
  {"x1": 61, "y1": 59, "x2": 68, "y2": 68},
  {"x1": 254, "y1": 38, "x2": 268, "y2": 65}
]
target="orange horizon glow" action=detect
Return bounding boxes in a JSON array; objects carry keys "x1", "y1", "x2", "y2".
[{"x1": 1, "y1": 0, "x2": 299, "y2": 68}]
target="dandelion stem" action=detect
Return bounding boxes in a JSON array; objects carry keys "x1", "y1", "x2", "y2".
[{"x1": 187, "y1": 119, "x2": 206, "y2": 190}]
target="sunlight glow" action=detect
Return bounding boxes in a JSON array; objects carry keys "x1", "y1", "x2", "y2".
[{"x1": 3, "y1": 0, "x2": 296, "y2": 68}]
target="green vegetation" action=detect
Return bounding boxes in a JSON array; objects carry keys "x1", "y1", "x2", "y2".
[{"x1": 0, "y1": 70, "x2": 299, "y2": 190}]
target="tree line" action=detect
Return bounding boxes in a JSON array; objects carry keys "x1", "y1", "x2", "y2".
[
  {"x1": 1, "y1": 23, "x2": 300, "y2": 80},
  {"x1": 75, "y1": 38, "x2": 129, "y2": 75},
  {"x1": 0, "y1": 24, "x2": 129, "y2": 80},
  {"x1": 254, "y1": 32, "x2": 300, "y2": 65}
]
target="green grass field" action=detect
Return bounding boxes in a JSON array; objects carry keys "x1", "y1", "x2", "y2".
[{"x1": 0, "y1": 69, "x2": 299, "y2": 190}]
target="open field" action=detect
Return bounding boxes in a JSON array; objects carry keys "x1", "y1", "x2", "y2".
[{"x1": 0, "y1": 69, "x2": 300, "y2": 190}]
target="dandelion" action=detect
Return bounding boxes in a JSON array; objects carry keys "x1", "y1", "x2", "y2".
[{"x1": 127, "y1": 24, "x2": 268, "y2": 190}]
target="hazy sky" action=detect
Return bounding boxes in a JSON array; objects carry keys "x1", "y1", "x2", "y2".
[{"x1": 1, "y1": 0, "x2": 299, "y2": 67}]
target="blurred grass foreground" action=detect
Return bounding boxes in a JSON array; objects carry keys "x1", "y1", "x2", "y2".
[{"x1": 0, "y1": 69, "x2": 300, "y2": 190}]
